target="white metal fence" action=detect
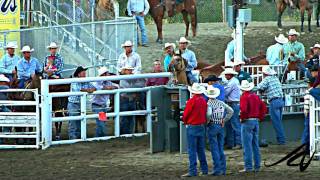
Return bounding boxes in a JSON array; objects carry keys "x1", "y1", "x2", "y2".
[
  {"x1": 0, "y1": 89, "x2": 40, "y2": 149},
  {"x1": 243, "y1": 65, "x2": 284, "y2": 85},
  {"x1": 309, "y1": 96, "x2": 320, "y2": 158}
]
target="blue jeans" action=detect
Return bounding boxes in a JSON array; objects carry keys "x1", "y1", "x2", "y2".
[
  {"x1": 310, "y1": 88, "x2": 320, "y2": 101},
  {"x1": 68, "y1": 102, "x2": 81, "y2": 139},
  {"x1": 0, "y1": 106, "x2": 12, "y2": 144},
  {"x1": 296, "y1": 62, "x2": 307, "y2": 77},
  {"x1": 18, "y1": 78, "x2": 29, "y2": 88},
  {"x1": 120, "y1": 99, "x2": 136, "y2": 134},
  {"x1": 225, "y1": 102, "x2": 241, "y2": 148},
  {"x1": 302, "y1": 116, "x2": 310, "y2": 151},
  {"x1": 269, "y1": 98, "x2": 286, "y2": 144},
  {"x1": 92, "y1": 104, "x2": 107, "y2": 137},
  {"x1": 135, "y1": 15, "x2": 148, "y2": 45},
  {"x1": 186, "y1": 125, "x2": 208, "y2": 176},
  {"x1": 186, "y1": 71, "x2": 198, "y2": 84},
  {"x1": 207, "y1": 124, "x2": 226, "y2": 175},
  {"x1": 241, "y1": 119, "x2": 261, "y2": 171}
]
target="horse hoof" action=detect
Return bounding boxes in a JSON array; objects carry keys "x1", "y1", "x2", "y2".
[
  {"x1": 300, "y1": 31, "x2": 305, "y2": 35},
  {"x1": 156, "y1": 39, "x2": 163, "y2": 44}
]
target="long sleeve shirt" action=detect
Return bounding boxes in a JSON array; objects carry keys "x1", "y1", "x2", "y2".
[
  {"x1": 212, "y1": 83, "x2": 225, "y2": 102},
  {"x1": 44, "y1": 53, "x2": 64, "y2": 77},
  {"x1": 237, "y1": 70, "x2": 252, "y2": 84},
  {"x1": 182, "y1": 94, "x2": 207, "y2": 125},
  {"x1": 92, "y1": 81, "x2": 119, "y2": 106},
  {"x1": 0, "y1": 54, "x2": 20, "y2": 74},
  {"x1": 224, "y1": 40, "x2": 247, "y2": 66},
  {"x1": 17, "y1": 57, "x2": 42, "y2": 80},
  {"x1": 206, "y1": 98, "x2": 233, "y2": 124},
  {"x1": 68, "y1": 82, "x2": 95, "y2": 103},
  {"x1": 256, "y1": 75, "x2": 284, "y2": 100},
  {"x1": 163, "y1": 54, "x2": 172, "y2": 72},
  {"x1": 240, "y1": 91, "x2": 267, "y2": 121},
  {"x1": 283, "y1": 41, "x2": 305, "y2": 63},
  {"x1": 266, "y1": 43, "x2": 285, "y2": 65},
  {"x1": 224, "y1": 77, "x2": 240, "y2": 102},
  {"x1": 117, "y1": 52, "x2": 142, "y2": 74},
  {"x1": 181, "y1": 49, "x2": 197, "y2": 71},
  {"x1": 127, "y1": 0, "x2": 150, "y2": 16}
]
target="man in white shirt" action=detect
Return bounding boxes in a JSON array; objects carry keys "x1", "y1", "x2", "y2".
[{"x1": 117, "y1": 40, "x2": 142, "y2": 74}]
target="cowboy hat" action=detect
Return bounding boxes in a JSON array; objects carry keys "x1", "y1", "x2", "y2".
[
  {"x1": 164, "y1": 43, "x2": 176, "y2": 50},
  {"x1": 311, "y1": 43, "x2": 320, "y2": 49},
  {"x1": 47, "y1": 42, "x2": 59, "y2": 49},
  {"x1": 20, "y1": 45, "x2": 34, "y2": 53},
  {"x1": 221, "y1": 68, "x2": 238, "y2": 75},
  {"x1": 0, "y1": 74, "x2": 10, "y2": 82},
  {"x1": 240, "y1": 80, "x2": 254, "y2": 91},
  {"x1": 204, "y1": 75, "x2": 222, "y2": 83},
  {"x1": 188, "y1": 83, "x2": 205, "y2": 94},
  {"x1": 287, "y1": 29, "x2": 300, "y2": 36},
  {"x1": 261, "y1": 66, "x2": 277, "y2": 75},
  {"x1": 5, "y1": 42, "x2": 18, "y2": 49},
  {"x1": 121, "y1": 40, "x2": 133, "y2": 48},
  {"x1": 275, "y1": 34, "x2": 288, "y2": 44},
  {"x1": 98, "y1": 66, "x2": 109, "y2": 76},
  {"x1": 205, "y1": 86, "x2": 220, "y2": 99},
  {"x1": 234, "y1": 61, "x2": 245, "y2": 66},
  {"x1": 74, "y1": 66, "x2": 88, "y2": 77},
  {"x1": 177, "y1": 37, "x2": 191, "y2": 44}
]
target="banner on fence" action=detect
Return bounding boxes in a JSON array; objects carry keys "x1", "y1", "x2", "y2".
[{"x1": 0, "y1": 0, "x2": 21, "y2": 57}]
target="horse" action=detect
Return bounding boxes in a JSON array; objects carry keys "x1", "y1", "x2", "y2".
[
  {"x1": 274, "y1": 0, "x2": 314, "y2": 32},
  {"x1": 95, "y1": 0, "x2": 115, "y2": 20},
  {"x1": 168, "y1": 54, "x2": 189, "y2": 85},
  {"x1": 148, "y1": 0, "x2": 197, "y2": 43}
]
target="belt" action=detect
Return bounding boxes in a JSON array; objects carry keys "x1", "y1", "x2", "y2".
[
  {"x1": 270, "y1": 97, "x2": 282, "y2": 102},
  {"x1": 245, "y1": 118, "x2": 259, "y2": 121},
  {"x1": 227, "y1": 101, "x2": 239, "y2": 105},
  {"x1": 92, "y1": 103, "x2": 104, "y2": 107},
  {"x1": 186, "y1": 124, "x2": 205, "y2": 128}
]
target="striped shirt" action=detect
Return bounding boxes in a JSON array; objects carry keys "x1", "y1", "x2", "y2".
[
  {"x1": 206, "y1": 99, "x2": 234, "y2": 125},
  {"x1": 68, "y1": 82, "x2": 95, "y2": 103},
  {"x1": 256, "y1": 75, "x2": 283, "y2": 100}
]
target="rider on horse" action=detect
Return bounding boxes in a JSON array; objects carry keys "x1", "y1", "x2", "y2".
[
  {"x1": 44, "y1": 42, "x2": 64, "y2": 79},
  {"x1": 266, "y1": 34, "x2": 288, "y2": 65},
  {"x1": 225, "y1": 32, "x2": 249, "y2": 66},
  {"x1": 17, "y1": 46, "x2": 43, "y2": 88},
  {"x1": 0, "y1": 42, "x2": 20, "y2": 82},
  {"x1": 178, "y1": 37, "x2": 198, "y2": 84}
]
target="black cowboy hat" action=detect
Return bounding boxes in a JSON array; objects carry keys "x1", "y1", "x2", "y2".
[
  {"x1": 204, "y1": 75, "x2": 222, "y2": 83},
  {"x1": 74, "y1": 66, "x2": 88, "y2": 77}
]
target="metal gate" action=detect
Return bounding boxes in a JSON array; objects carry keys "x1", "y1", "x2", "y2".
[{"x1": 309, "y1": 96, "x2": 320, "y2": 158}]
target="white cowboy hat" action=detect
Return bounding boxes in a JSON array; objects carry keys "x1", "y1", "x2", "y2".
[
  {"x1": 120, "y1": 65, "x2": 135, "y2": 71},
  {"x1": 121, "y1": 40, "x2": 133, "y2": 48},
  {"x1": 261, "y1": 66, "x2": 277, "y2": 75},
  {"x1": 311, "y1": 43, "x2": 320, "y2": 49},
  {"x1": 188, "y1": 83, "x2": 205, "y2": 94},
  {"x1": 164, "y1": 43, "x2": 176, "y2": 50},
  {"x1": 275, "y1": 34, "x2": 288, "y2": 44},
  {"x1": 205, "y1": 86, "x2": 220, "y2": 99},
  {"x1": 240, "y1": 80, "x2": 254, "y2": 91},
  {"x1": 20, "y1": 45, "x2": 34, "y2": 52},
  {"x1": 288, "y1": 29, "x2": 300, "y2": 36},
  {"x1": 234, "y1": 61, "x2": 245, "y2": 66},
  {"x1": 177, "y1": 37, "x2": 191, "y2": 44},
  {"x1": 221, "y1": 68, "x2": 238, "y2": 75},
  {"x1": 5, "y1": 42, "x2": 18, "y2": 49},
  {"x1": 47, "y1": 42, "x2": 59, "y2": 49},
  {"x1": 0, "y1": 74, "x2": 10, "y2": 82},
  {"x1": 98, "y1": 66, "x2": 109, "y2": 76}
]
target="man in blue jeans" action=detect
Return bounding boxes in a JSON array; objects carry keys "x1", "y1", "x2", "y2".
[
  {"x1": 92, "y1": 67, "x2": 119, "y2": 137},
  {"x1": 182, "y1": 83, "x2": 208, "y2": 177},
  {"x1": 127, "y1": 0, "x2": 150, "y2": 47},
  {"x1": 257, "y1": 66, "x2": 286, "y2": 145}
]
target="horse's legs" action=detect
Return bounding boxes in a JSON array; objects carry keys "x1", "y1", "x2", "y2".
[
  {"x1": 277, "y1": 1, "x2": 286, "y2": 29},
  {"x1": 182, "y1": 11, "x2": 190, "y2": 37},
  {"x1": 307, "y1": 8, "x2": 313, "y2": 32},
  {"x1": 190, "y1": 12, "x2": 197, "y2": 37},
  {"x1": 300, "y1": 8, "x2": 305, "y2": 32},
  {"x1": 151, "y1": 7, "x2": 164, "y2": 43},
  {"x1": 317, "y1": 1, "x2": 320, "y2": 27}
]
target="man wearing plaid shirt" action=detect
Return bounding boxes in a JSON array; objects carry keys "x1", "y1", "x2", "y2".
[
  {"x1": 256, "y1": 66, "x2": 286, "y2": 145},
  {"x1": 44, "y1": 42, "x2": 64, "y2": 78},
  {"x1": 68, "y1": 66, "x2": 96, "y2": 140}
]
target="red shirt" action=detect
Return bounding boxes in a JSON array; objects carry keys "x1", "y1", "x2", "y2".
[
  {"x1": 240, "y1": 91, "x2": 267, "y2": 121},
  {"x1": 182, "y1": 94, "x2": 207, "y2": 125}
]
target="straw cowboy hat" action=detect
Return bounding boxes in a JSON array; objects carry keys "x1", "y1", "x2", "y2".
[
  {"x1": 240, "y1": 80, "x2": 255, "y2": 91},
  {"x1": 121, "y1": 40, "x2": 133, "y2": 48},
  {"x1": 311, "y1": 43, "x2": 320, "y2": 49},
  {"x1": 120, "y1": 65, "x2": 135, "y2": 71},
  {"x1": 205, "y1": 86, "x2": 220, "y2": 99},
  {"x1": 5, "y1": 42, "x2": 18, "y2": 49},
  {"x1": 275, "y1": 34, "x2": 288, "y2": 44},
  {"x1": 221, "y1": 68, "x2": 238, "y2": 75},
  {"x1": 261, "y1": 66, "x2": 276, "y2": 75},
  {"x1": 177, "y1": 37, "x2": 191, "y2": 44},
  {"x1": 234, "y1": 61, "x2": 245, "y2": 66},
  {"x1": 0, "y1": 74, "x2": 10, "y2": 82},
  {"x1": 164, "y1": 43, "x2": 176, "y2": 50},
  {"x1": 47, "y1": 42, "x2": 59, "y2": 49},
  {"x1": 98, "y1": 66, "x2": 109, "y2": 76},
  {"x1": 20, "y1": 45, "x2": 34, "y2": 52},
  {"x1": 288, "y1": 29, "x2": 300, "y2": 36},
  {"x1": 188, "y1": 83, "x2": 205, "y2": 94}
]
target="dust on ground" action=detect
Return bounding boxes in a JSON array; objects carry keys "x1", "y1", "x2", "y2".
[
  {"x1": 137, "y1": 21, "x2": 320, "y2": 72},
  {"x1": 0, "y1": 136, "x2": 319, "y2": 180}
]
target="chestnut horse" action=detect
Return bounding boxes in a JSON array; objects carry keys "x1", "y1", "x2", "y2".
[
  {"x1": 274, "y1": 0, "x2": 313, "y2": 32},
  {"x1": 148, "y1": 0, "x2": 197, "y2": 43},
  {"x1": 168, "y1": 54, "x2": 189, "y2": 85}
]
